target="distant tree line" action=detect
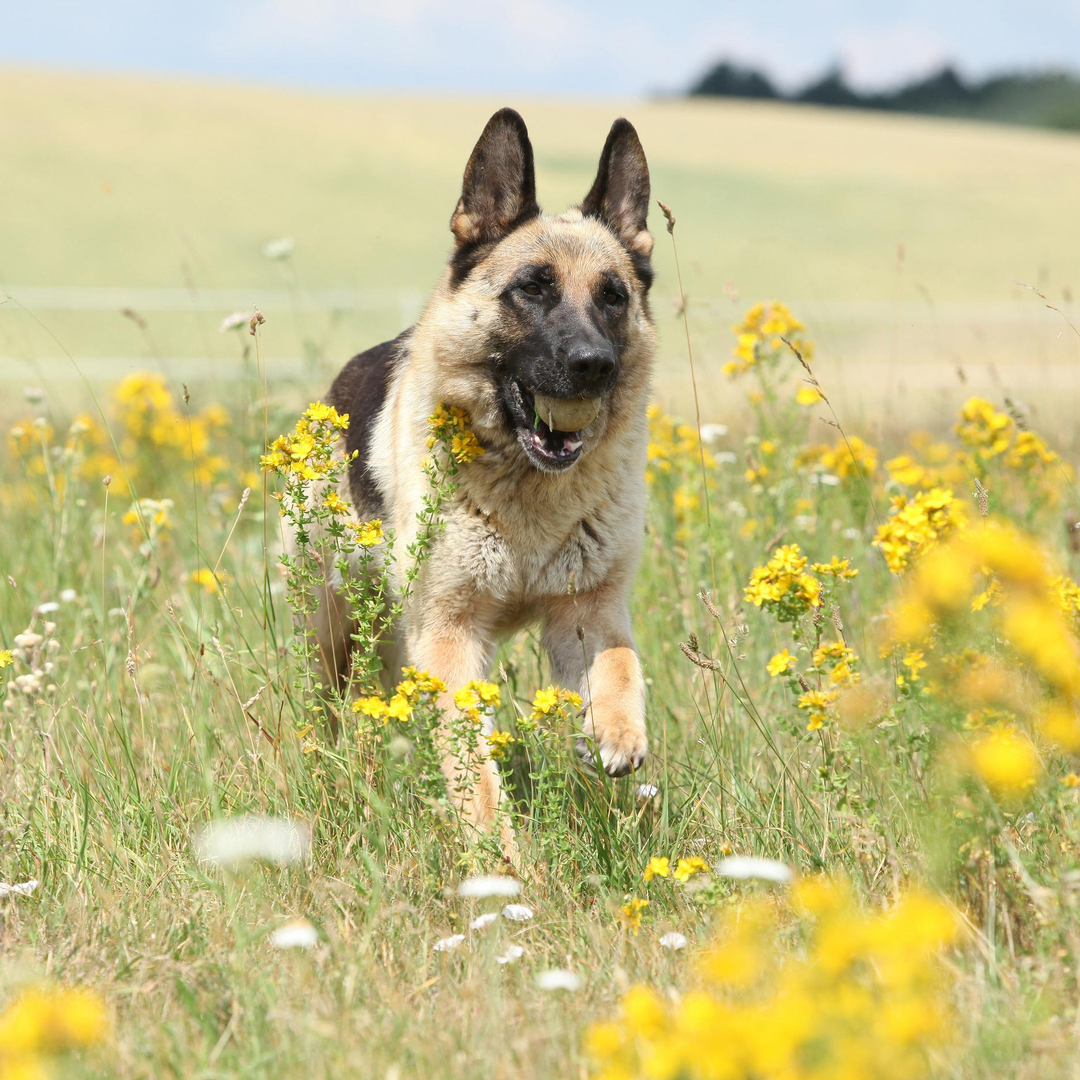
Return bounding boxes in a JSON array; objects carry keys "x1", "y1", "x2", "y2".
[{"x1": 689, "y1": 61, "x2": 1080, "y2": 131}]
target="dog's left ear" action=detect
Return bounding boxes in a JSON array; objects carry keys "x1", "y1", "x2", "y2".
[
  {"x1": 581, "y1": 119, "x2": 652, "y2": 259},
  {"x1": 451, "y1": 108, "x2": 539, "y2": 248}
]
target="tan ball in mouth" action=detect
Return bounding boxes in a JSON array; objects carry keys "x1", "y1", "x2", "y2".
[{"x1": 533, "y1": 394, "x2": 602, "y2": 433}]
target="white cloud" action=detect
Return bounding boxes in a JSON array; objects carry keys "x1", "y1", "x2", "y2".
[{"x1": 211, "y1": 0, "x2": 593, "y2": 74}]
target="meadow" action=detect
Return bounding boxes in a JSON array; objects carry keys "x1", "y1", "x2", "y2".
[
  {"x1": 2, "y1": 69, "x2": 1080, "y2": 428},
  {"x1": 3, "y1": 71, "x2": 1080, "y2": 1080}
]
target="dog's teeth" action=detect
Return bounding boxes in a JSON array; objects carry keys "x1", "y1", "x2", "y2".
[{"x1": 565, "y1": 437, "x2": 583, "y2": 453}]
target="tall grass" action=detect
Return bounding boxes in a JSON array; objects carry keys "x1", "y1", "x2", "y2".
[{"x1": 2, "y1": 293, "x2": 1080, "y2": 1078}]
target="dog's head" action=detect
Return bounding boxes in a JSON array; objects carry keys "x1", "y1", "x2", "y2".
[{"x1": 437, "y1": 109, "x2": 655, "y2": 473}]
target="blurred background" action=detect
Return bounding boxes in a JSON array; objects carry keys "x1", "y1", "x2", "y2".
[{"x1": 2, "y1": 0, "x2": 1079, "y2": 436}]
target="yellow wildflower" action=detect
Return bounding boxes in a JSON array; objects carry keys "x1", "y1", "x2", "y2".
[
  {"x1": 353, "y1": 696, "x2": 390, "y2": 722},
  {"x1": 955, "y1": 397, "x2": 1012, "y2": 459},
  {"x1": 811, "y1": 556, "x2": 858, "y2": 579},
  {"x1": 352, "y1": 519, "x2": 384, "y2": 547},
  {"x1": 672, "y1": 486, "x2": 698, "y2": 518},
  {"x1": 812, "y1": 640, "x2": 854, "y2": 667},
  {"x1": 322, "y1": 491, "x2": 349, "y2": 516},
  {"x1": 744, "y1": 544, "x2": 823, "y2": 623},
  {"x1": 587, "y1": 883, "x2": 959, "y2": 1080},
  {"x1": 968, "y1": 725, "x2": 1040, "y2": 803},
  {"x1": 0, "y1": 987, "x2": 108, "y2": 1055},
  {"x1": 673, "y1": 856, "x2": 709, "y2": 883},
  {"x1": 428, "y1": 403, "x2": 485, "y2": 463},
  {"x1": 619, "y1": 897, "x2": 649, "y2": 936},
  {"x1": 1006, "y1": 429, "x2": 1058, "y2": 469},
  {"x1": 190, "y1": 568, "x2": 225, "y2": 595},
  {"x1": 767, "y1": 650, "x2": 796, "y2": 677},
  {"x1": 450, "y1": 430, "x2": 485, "y2": 463},
  {"x1": 386, "y1": 694, "x2": 412, "y2": 723},
  {"x1": 643, "y1": 857, "x2": 670, "y2": 882},
  {"x1": 454, "y1": 679, "x2": 501, "y2": 723},
  {"x1": 798, "y1": 434, "x2": 878, "y2": 480},
  {"x1": 486, "y1": 730, "x2": 516, "y2": 759},
  {"x1": 902, "y1": 650, "x2": 928, "y2": 681},
  {"x1": 872, "y1": 488, "x2": 964, "y2": 574},
  {"x1": 726, "y1": 301, "x2": 813, "y2": 377},
  {"x1": 532, "y1": 687, "x2": 559, "y2": 716},
  {"x1": 1039, "y1": 699, "x2": 1080, "y2": 752},
  {"x1": 528, "y1": 684, "x2": 581, "y2": 723},
  {"x1": 798, "y1": 689, "x2": 838, "y2": 731},
  {"x1": 262, "y1": 404, "x2": 348, "y2": 484},
  {"x1": 828, "y1": 661, "x2": 858, "y2": 686},
  {"x1": 399, "y1": 666, "x2": 447, "y2": 695}
]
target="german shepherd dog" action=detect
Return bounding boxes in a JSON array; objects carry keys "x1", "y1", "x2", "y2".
[{"x1": 319, "y1": 108, "x2": 655, "y2": 846}]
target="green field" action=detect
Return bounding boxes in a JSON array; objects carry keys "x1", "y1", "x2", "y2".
[
  {"x1": 5, "y1": 71, "x2": 1080, "y2": 1079},
  {"x1": 2, "y1": 69, "x2": 1079, "y2": 432}
]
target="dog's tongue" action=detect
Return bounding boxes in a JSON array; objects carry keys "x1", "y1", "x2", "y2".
[
  {"x1": 534, "y1": 394, "x2": 601, "y2": 433},
  {"x1": 531, "y1": 427, "x2": 583, "y2": 456}
]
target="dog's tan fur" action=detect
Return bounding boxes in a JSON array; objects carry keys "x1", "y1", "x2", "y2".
[{"x1": 314, "y1": 112, "x2": 655, "y2": 848}]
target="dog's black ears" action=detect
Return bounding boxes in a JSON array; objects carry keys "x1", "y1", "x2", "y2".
[
  {"x1": 451, "y1": 108, "x2": 539, "y2": 248},
  {"x1": 581, "y1": 119, "x2": 653, "y2": 259}
]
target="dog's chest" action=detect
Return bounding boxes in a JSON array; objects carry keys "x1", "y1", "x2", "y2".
[{"x1": 449, "y1": 491, "x2": 618, "y2": 602}]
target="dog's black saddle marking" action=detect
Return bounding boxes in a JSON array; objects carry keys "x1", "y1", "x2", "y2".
[{"x1": 328, "y1": 331, "x2": 411, "y2": 516}]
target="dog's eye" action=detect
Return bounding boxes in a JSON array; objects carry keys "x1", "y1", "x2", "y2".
[
  {"x1": 521, "y1": 282, "x2": 542, "y2": 297},
  {"x1": 604, "y1": 289, "x2": 623, "y2": 306}
]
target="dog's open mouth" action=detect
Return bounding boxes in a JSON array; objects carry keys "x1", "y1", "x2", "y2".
[{"x1": 508, "y1": 380, "x2": 599, "y2": 472}]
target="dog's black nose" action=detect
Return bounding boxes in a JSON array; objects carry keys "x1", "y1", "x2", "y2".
[{"x1": 567, "y1": 344, "x2": 617, "y2": 392}]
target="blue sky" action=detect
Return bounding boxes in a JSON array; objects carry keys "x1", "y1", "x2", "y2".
[{"x1": 4, "y1": 1, "x2": 1079, "y2": 96}]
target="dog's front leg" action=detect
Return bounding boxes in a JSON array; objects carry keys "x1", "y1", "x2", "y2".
[
  {"x1": 409, "y1": 617, "x2": 515, "y2": 853},
  {"x1": 543, "y1": 585, "x2": 647, "y2": 777}
]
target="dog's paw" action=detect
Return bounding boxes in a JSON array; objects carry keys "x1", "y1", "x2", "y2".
[{"x1": 577, "y1": 726, "x2": 647, "y2": 778}]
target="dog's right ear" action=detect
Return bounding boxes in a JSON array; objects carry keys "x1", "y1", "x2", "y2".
[{"x1": 450, "y1": 108, "x2": 539, "y2": 248}]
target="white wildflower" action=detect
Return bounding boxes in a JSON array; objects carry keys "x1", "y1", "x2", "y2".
[
  {"x1": 0, "y1": 880, "x2": 39, "y2": 897},
  {"x1": 194, "y1": 815, "x2": 310, "y2": 869},
  {"x1": 60, "y1": 589, "x2": 78, "y2": 603},
  {"x1": 714, "y1": 856, "x2": 793, "y2": 883},
  {"x1": 270, "y1": 918, "x2": 318, "y2": 949},
  {"x1": 470, "y1": 912, "x2": 498, "y2": 931},
  {"x1": 263, "y1": 237, "x2": 295, "y2": 260},
  {"x1": 496, "y1": 944, "x2": 524, "y2": 964},
  {"x1": 457, "y1": 875, "x2": 520, "y2": 899},
  {"x1": 699, "y1": 423, "x2": 728, "y2": 445},
  {"x1": 433, "y1": 934, "x2": 466, "y2": 953},
  {"x1": 635, "y1": 783, "x2": 659, "y2": 800},
  {"x1": 501, "y1": 904, "x2": 533, "y2": 922},
  {"x1": 36, "y1": 602, "x2": 59, "y2": 615},
  {"x1": 536, "y1": 969, "x2": 580, "y2": 991},
  {"x1": 218, "y1": 311, "x2": 249, "y2": 333},
  {"x1": 659, "y1": 931, "x2": 687, "y2": 950}
]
